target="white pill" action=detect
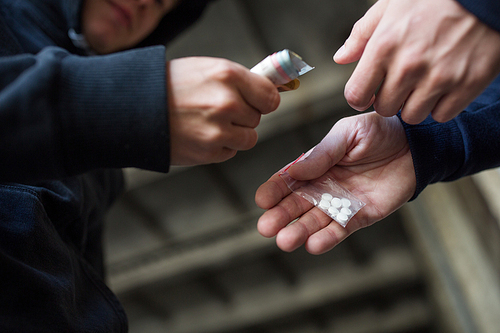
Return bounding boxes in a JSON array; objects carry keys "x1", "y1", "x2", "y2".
[
  {"x1": 319, "y1": 199, "x2": 331, "y2": 209},
  {"x1": 331, "y1": 197, "x2": 342, "y2": 208},
  {"x1": 341, "y1": 198, "x2": 351, "y2": 208},
  {"x1": 340, "y1": 207, "x2": 352, "y2": 216},
  {"x1": 328, "y1": 207, "x2": 339, "y2": 216},
  {"x1": 321, "y1": 193, "x2": 333, "y2": 201},
  {"x1": 337, "y1": 213, "x2": 348, "y2": 223}
]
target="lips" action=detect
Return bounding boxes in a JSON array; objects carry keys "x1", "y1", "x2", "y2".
[{"x1": 108, "y1": 0, "x2": 132, "y2": 28}]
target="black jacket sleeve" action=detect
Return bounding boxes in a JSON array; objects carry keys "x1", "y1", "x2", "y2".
[{"x1": 0, "y1": 46, "x2": 170, "y2": 183}]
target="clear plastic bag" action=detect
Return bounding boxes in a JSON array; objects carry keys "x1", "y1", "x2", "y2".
[{"x1": 280, "y1": 170, "x2": 365, "y2": 227}]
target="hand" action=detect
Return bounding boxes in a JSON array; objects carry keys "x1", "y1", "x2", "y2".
[
  {"x1": 167, "y1": 57, "x2": 280, "y2": 165},
  {"x1": 334, "y1": 0, "x2": 500, "y2": 124},
  {"x1": 255, "y1": 112, "x2": 416, "y2": 254}
]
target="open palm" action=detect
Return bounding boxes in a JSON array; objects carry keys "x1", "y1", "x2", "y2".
[{"x1": 255, "y1": 112, "x2": 416, "y2": 254}]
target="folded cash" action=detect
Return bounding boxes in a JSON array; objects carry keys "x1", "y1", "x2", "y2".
[{"x1": 251, "y1": 49, "x2": 314, "y2": 90}]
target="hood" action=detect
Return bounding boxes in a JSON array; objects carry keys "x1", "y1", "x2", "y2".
[{"x1": 138, "y1": 0, "x2": 215, "y2": 48}]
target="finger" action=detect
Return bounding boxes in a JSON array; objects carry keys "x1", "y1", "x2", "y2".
[
  {"x1": 215, "y1": 147, "x2": 238, "y2": 163},
  {"x1": 276, "y1": 207, "x2": 333, "y2": 252},
  {"x1": 255, "y1": 172, "x2": 292, "y2": 210},
  {"x1": 257, "y1": 193, "x2": 314, "y2": 238},
  {"x1": 430, "y1": 91, "x2": 473, "y2": 123},
  {"x1": 255, "y1": 151, "x2": 319, "y2": 210},
  {"x1": 333, "y1": 0, "x2": 389, "y2": 64},
  {"x1": 399, "y1": 88, "x2": 443, "y2": 125},
  {"x1": 287, "y1": 125, "x2": 349, "y2": 180},
  {"x1": 287, "y1": 149, "x2": 336, "y2": 181},
  {"x1": 229, "y1": 103, "x2": 262, "y2": 128},
  {"x1": 402, "y1": 72, "x2": 491, "y2": 124},
  {"x1": 304, "y1": 221, "x2": 350, "y2": 254},
  {"x1": 193, "y1": 146, "x2": 237, "y2": 165},
  {"x1": 344, "y1": 60, "x2": 384, "y2": 111},
  {"x1": 372, "y1": 69, "x2": 415, "y2": 118},
  {"x1": 223, "y1": 126, "x2": 259, "y2": 151},
  {"x1": 237, "y1": 71, "x2": 281, "y2": 115}
]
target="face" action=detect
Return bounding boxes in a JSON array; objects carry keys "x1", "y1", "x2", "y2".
[{"x1": 81, "y1": 0, "x2": 178, "y2": 54}]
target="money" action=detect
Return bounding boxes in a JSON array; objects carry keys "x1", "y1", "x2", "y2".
[{"x1": 251, "y1": 49, "x2": 314, "y2": 91}]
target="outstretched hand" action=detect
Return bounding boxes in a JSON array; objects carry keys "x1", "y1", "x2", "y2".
[
  {"x1": 255, "y1": 112, "x2": 416, "y2": 254},
  {"x1": 334, "y1": 0, "x2": 500, "y2": 124}
]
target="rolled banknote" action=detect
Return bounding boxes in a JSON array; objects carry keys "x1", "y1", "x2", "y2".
[{"x1": 250, "y1": 49, "x2": 314, "y2": 91}]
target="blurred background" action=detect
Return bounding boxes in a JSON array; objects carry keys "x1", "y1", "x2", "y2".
[{"x1": 103, "y1": 0, "x2": 500, "y2": 332}]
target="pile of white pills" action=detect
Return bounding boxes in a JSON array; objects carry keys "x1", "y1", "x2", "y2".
[{"x1": 318, "y1": 193, "x2": 353, "y2": 224}]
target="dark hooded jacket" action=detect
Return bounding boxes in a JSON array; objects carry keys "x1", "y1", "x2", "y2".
[{"x1": 0, "y1": 0, "x2": 212, "y2": 332}]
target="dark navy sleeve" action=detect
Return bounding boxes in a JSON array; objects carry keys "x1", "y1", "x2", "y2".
[
  {"x1": 0, "y1": 46, "x2": 170, "y2": 182},
  {"x1": 401, "y1": 74, "x2": 500, "y2": 199},
  {"x1": 455, "y1": 0, "x2": 500, "y2": 32}
]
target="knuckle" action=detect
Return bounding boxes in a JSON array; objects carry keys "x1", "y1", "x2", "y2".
[
  {"x1": 345, "y1": 87, "x2": 368, "y2": 110},
  {"x1": 205, "y1": 126, "x2": 225, "y2": 144},
  {"x1": 351, "y1": 20, "x2": 364, "y2": 38},
  {"x1": 400, "y1": 108, "x2": 426, "y2": 125},
  {"x1": 243, "y1": 112, "x2": 261, "y2": 129},
  {"x1": 243, "y1": 131, "x2": 258, "y2": 149},
  {"x1": 265, "y1": 91, "x2": 281, "y2": 113},
  {"x1": 212, "y1": 90, "x2": 240, "y2": 112},
  {"x1": 373, "y1": 102, "x2": 398, "y2": 117},
  {"x1": 367, "y1": 32, "x2": 397, "y2": 58},
  {"x1": 256, "y1": 90, "x2": 280, "y2": 115},
  {"x1": 251, "y1": 115, "x2": 262, "y2": 128},
  {"x1": 431, "y1": 112, "x2": 451, "y2": 123},
  {"x1": 373, "y1": 34, "x2": 395, "y2": 52},
  {"x1": 351, "y1": 16, "x2": 374, "y2": 42},
  {"x1": 221, "y1": 96, "x2": 240, "y2": 112},
  {"x1": 431, "y1": 107, "x2": 459, "y2": 123},
  {"x1": 399, "y1": 56, "x2": 426, "y2": 76},
  {"x1": 239, "y1": 130, "x2": 258, "y2": 151},
  {"x1": 221, "y1": 149, "x2": 238, "y2": 162},
  {"x1": 395, "y1": 44, "x2": 427, "y2": 73},
  {"x1": 236, "y1": 130, "x2": 258, "y2": 151},
  {"x1": 428, "y1": 70, "x2": 456, "y2": 89},
  {"x1": 213, "y1": 61, "x2": 241, "y2": 83}
]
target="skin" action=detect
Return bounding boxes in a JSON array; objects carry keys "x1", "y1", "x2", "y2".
[
  {"x1": 80, "y1": 0, "x2": 281, "y2": 165},
  {"x1": 255, "y1": 112, "x2": 416, "y2": 254},
  {"x1": 334, "y1": 0, "x2": 500, "y2": 124},
  {"x1": 81, "y1": 0, "x2": 178, "y2": 54},
  {"x1": 167, "y1": 57, "x2": 281, "y2": 165}
]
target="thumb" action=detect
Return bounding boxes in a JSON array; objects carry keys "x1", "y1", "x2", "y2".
[
  {"x1": 333, "y1": 0, "x2": 389, "y2": 64},
  {"x1": 287, "y1": 134, "x2": 346, "y2": 181}
]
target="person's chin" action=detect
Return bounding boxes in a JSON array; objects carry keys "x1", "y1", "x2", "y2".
[
  {"x1": 88, "y1": 38, "x2": 115, "y2": 54},
  {"x1": 86, "y1": 29, "x2": 122, "y2": 54}
]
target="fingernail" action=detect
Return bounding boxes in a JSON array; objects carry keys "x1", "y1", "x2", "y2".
[{"x1": 333, "y1": 45, "x2": 345, "y2": 61}]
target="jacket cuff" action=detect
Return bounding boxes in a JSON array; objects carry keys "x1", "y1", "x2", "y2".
[
  {"x1": 455, "y1": 0, "x2": 500, "y2": 33},
  {"x1": 398, "y1": 113, "x2": 465, "y2": 200}
]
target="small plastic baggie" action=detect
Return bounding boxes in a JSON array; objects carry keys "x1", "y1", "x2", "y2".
[{"x1": 280, "y1": 170, "x2": 365, "y2": 227}]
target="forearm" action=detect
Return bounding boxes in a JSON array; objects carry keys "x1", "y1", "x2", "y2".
[{"x1": 0, "y1": 46, "x2": 170, "y2": 182}]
